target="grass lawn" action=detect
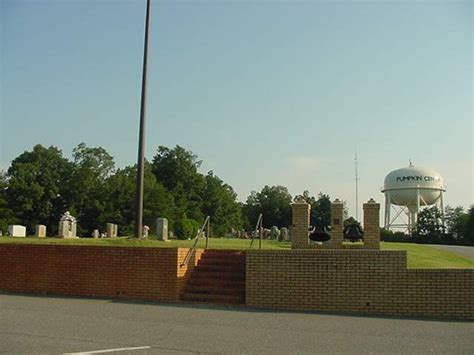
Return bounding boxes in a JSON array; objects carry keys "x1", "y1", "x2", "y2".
[{"x1": 1, "y1": 236, "x2": 473, "y2": 269}]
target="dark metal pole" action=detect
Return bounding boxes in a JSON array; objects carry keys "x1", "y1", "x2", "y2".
[{"x1": 135, "y1": 0, "x2": 152, "y2": 238}]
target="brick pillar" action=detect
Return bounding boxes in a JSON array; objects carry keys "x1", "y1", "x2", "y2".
[
  {"x1": 330, "y1": 199, "x2": 344, "y2": 248},
  {"x1": 363, "y1": 198, "x2": 380, "y2": 249},
  {"x1": 291, "y1": 202, "x2": 310, "y2": 249}
]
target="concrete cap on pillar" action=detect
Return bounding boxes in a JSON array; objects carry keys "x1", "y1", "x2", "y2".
[
  {"x1": 333, "y1": 198, "x2": 343, "y2": 204},
  {"x1": 366, "y1": 198, "x2": 377, "y2": 204}
]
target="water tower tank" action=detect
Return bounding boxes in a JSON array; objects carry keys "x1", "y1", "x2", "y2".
[{"x1": 381, "y1": 164, "x2": 445, "y2": 233}]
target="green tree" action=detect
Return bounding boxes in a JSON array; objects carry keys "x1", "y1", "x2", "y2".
[
  {"x1": 444, "y1": 205, "x2": 468, "y2": 243},
  {"x1": 243, "y1": 185, "x2": 292, "y2": 229},
  {"x1": 202, "y1": 171, "x2": 243, "y2": 236},
  {"x1": 102, "y1": 163, "x2": 174, "y2": 236},
  {"x1": 6, "y1": 144, "x2": 73, "y2": 234},
  {"x1": 344, "y1": 216, "x2": 361, "y2": 228},
  {"x1": 0, "y1": 171, "x2": 17, "y2": 233},
  {"x1": 297, "y1": 191, "x2": 333, "y2": 226},
  {"x1": 69, "y1": 143, "x2": 115, "y2": 234},
  {"x1": 413, "y1": 206, "x2": 445, "y2": 243},
  {"x1": 463, "y1": 206, "x2": 474, "y2": 246},
  {"x1": 151, "y1": 145, "x2": 205, "y2": 222},
  {"x1": 311, "y1": 193, "x2": 332, "y2": 226}
]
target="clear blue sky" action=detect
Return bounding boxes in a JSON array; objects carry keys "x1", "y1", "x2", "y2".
[{"x1": 1, "y1": 0, "x2": 473, "y2": 218}]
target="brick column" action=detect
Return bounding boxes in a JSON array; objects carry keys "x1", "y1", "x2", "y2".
[
  {"x1": 330, "y1": 199, "x2": 344, "y2": 248},
  {"x1": 363, "y1": 198, "x2": 380, "y2": 249},
  {"x1": 291, "y1": 202, "x2": 310, "y2": 249}
]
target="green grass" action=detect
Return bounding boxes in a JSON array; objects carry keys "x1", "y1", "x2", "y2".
[
  {"x1": 381, "y1": 242, "x2": 474, "y2": 269},
  {"x1": 1, "y1": 236, "x2": 473, "y2": 269}
]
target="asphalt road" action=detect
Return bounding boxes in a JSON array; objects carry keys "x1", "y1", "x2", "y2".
[
  {"x1": 1, "y1": 293, "x2": 473, "y2": 355},
  {"x1": 426, "y1": 244, "x2": 474, "y2": 260}
]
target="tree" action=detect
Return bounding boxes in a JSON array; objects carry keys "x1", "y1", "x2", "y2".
[
  {"x1": 344, "y1": 216, "x2": 361, "y2": 228},
  {"x1": 202, "y1": 171, "x2": 243, "y2": 236},
  {"x1": 69, "y1": 143, "x2": 115, "y2": 234},
  {"x1": 413, "y1": 206, "x2": 445, "y2": 244},
  {"x1": 0, "y1": 171, "x2": 17, "y2": 233},
  {"x1": 297, "y1": 191, "x2": 333, "y2": 226},
  {"x1": 151, "y1": 145, "x2": 205, "y2": 222},
  {"x1": 101, "y1": 163, "x2": 174, "y2": 236},
  {"x1": 6, "y1": 144, "x2": 73, "y2": 234},
  {"x1": 463, "y1": 206, "x2": 474, "y2": 246},
  {"x1": 311, "y1": 193, "x2": 332, "y2": 226},
  {"x1": 444, "y1": 205, "x2": 468, "y2": 243},
  {"x1": 243, "y1": 185, "x2": 292, "y2": 229}
]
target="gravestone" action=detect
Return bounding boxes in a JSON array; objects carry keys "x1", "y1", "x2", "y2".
[
  {"x1": 8, "y1": 225, "x2": 26, "y2": 237},
  {"x1": 92, "y1": 229, "x2": 100, "y2": 238},
  {"x1": 270, "y1": 226, "x2": 280, "y2": 240},
  {"x1": 58, "y1": 211, "x2": 77, "y2": 238},
  {"x1": 143, "y1": 225, "x2": 149, "y2": 238},
  {"x1": 156, "y1": 218, "x2": 168, "y2": 241},
  {"x1": 35, "y1": 225, "x2": 46, "y2": 238},
  {"x1": 106, "y1": 223, "x2": 118, "y2": 238},
  {"x1": 280, "y1": 227, "x2": 289, "y2": 241}
]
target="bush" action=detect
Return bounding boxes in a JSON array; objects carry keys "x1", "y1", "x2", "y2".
[
  {"x1": 174, "y1": 218, "x2": 200, "y2": 240},
  {"x1": 380, "y1": 229, "x2": 412, "y2": 243}
]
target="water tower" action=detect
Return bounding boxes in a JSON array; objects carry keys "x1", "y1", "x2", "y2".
[{"x1": 381, "y1": 163, "x2": 446, "y2": 234}]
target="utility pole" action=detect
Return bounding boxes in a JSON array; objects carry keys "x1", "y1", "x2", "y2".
[
  {"x1": 135, "y1": 0, "x2": 152, "y2": 238},
  {"x1": 355, "y1": 151, "x2": 359, "y2": 220}
]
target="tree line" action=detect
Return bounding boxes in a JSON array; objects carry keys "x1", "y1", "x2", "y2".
[
  {"x1": 1, "y1": 143, "x2": 472, "y2": 245},
  {"x1": 0, "y1": 144, "x2": 333, "y2": 238},
  {"x1": 381, "y1": 205, "x2": 474, "y2": 246}
]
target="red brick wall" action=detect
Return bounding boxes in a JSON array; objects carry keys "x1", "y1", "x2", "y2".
[
  {"x1": 0, "y1": 244, "x2": 201, "y2": 302},
  {"x1": 246, "y1": 250, "x2": 474, "y2": 320}
]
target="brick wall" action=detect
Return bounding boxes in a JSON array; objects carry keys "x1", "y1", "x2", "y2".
[
  {"x1": 246, "y1": 250, "x2": 474, "y2": 320},
  {"x1": 0, "y1": 244, "x2": 201, "y2": 302}
]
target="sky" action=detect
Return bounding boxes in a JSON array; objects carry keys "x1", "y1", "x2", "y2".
[{"x1": 1, "y1": 0, "x2": 473, "y2": 219}]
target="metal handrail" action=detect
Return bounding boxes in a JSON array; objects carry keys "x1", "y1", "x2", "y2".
[
  {"x1": 180, "y1": 216, "x2": 210, "y2": 268},
  {"x1": 248, "y1": 213, "x2": 263, "y2": 250}
]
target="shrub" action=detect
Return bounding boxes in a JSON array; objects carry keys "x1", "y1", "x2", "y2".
[{"x1": 175, "y1": 218, "x2": 200, "y2": 240}]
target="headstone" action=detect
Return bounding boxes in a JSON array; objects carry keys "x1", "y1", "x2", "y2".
[
  {"x1": 156, "y1": 218, "x2": 168, "y2": 241},
  {"x1": 142, "y1": 225, "x2": 149, "y2": 238},
  {"x1": 92, "y1": 229, "x2": 100, "y2": 238},
  {"x1": 8, "y1": 225, "x2": 26, "y2": 237},
  {"x1": 35, "y1": 225, "x2": 46, "y2": 238},
  {"x1": 270, "y1": 226, "x2": 280, "y2": 240},
  {"x1": 0, "y1": 230, "x2": 3, "y2": 237},
  {"x1": 280, "y1": 227, "x2": 289, "y2": 241},
  {"x1": 113, "y1": 224, "x2": 118, "y2": 237},
  {"x1": 106, "y1": 223, "x2": 117, "y2": 238},
  {"x1": 58, "y1": 211, "x2": 77, "y2": 238}
]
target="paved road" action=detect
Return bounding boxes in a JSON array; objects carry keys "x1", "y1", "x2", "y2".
[
  {"x1": 426, "y1": 244, "x2": 474, "y2": 260},
  {"x1": 1, "y1": 293, "x2": 473, "y2": 354}
]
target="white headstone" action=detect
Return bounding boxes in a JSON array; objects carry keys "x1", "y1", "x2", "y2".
[
  {"x1": 106, "y1": 223, "x2": 117, "y2": 238},
  {"x1": 35, "y1": 225, "x2": 46, "y2": 238},
  {"x1": 156, "y1": 218, "x2": 168, "y2": 241},
  {"x1": 92, "y1": 229, "x2": 100, "y2": 238},
  {"x1": 8, "y1": 225, "x2": 26, "y2": 237}
]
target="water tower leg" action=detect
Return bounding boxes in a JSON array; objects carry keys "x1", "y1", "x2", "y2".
[{"x1": 439, "y1": 191, "x2": 445, "y2": 229}]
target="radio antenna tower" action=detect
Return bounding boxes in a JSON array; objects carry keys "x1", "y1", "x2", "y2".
[{"x1": 355, "y1": 150, "x2": 359, "y2": 220}]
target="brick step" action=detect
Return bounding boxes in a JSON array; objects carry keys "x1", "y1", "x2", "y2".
[
  {"x1": 186, "y1": 279, "x2": 245, "y2": 288},
  {"x1": 185, "y1": 285, "x2": 245, "y2": 295},
  {"x1": 182, "y1": 293, "x2": 244, "y2": 304},
  {"x1": 198, "y1": 258, "x2": 245, "y2": 266},
  {"x1": 190, "y1": 271, "x2": 245, "y2": 280},
  {"x1": 194, "y1": 265, "x2": 245, "y2": 273},
  {"x1": 200, "y1": 252, "x2": 245, "y2": 259}
]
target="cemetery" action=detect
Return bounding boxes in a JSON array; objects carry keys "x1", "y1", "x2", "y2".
[{"x1": 0, "y1": 199, "x2": 472, "y2": 321}]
